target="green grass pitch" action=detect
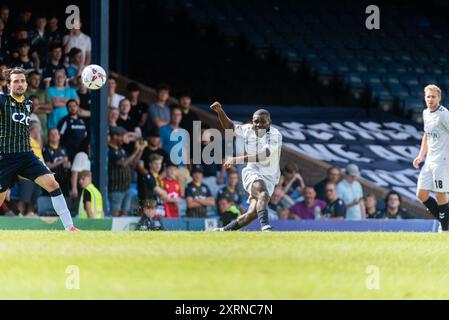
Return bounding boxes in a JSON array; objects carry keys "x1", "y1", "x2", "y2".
[{"x1": 0, "y1": 231, "x2": 448, "y2": 299}]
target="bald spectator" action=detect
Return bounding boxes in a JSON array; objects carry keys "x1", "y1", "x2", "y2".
[
  {"x1": 289, "y1": 187, "x2": 326, "y2": 220},
  {"x1": 322, "y1": 182, "x2": 346, "y2": 220},
  {"x1": 314, "y1": 166, "x2": 342, "y2": 201}
]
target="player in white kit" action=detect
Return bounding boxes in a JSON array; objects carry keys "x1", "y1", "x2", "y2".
[
  {"x1": 413, "y1": 85, "x2": 449, "y2": 230},
  {"x1": 210, "y1": 101, "x2": 282, "y2": 231}
]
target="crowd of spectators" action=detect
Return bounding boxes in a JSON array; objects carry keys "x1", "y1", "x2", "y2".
[
  {"x1": 272, "y1": 163, "x2": 414, "y2": 221},
  {"x1": 0, "y1": 6, "x2": 414, "y2": 223}
]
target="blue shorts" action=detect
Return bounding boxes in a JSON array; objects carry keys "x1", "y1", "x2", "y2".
[
  {"x1": 0, "y1": 152, "x2": 52, "y2": 193},
  {"x1": 108, "y1": 190, "x2": 132, "y2": 213}
]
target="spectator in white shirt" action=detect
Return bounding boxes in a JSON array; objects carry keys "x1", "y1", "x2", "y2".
[
  {"x1": 63, "y1": 20, "x2": 91, "y2": 66},
  {"x1": 108, "y1": 76, "x2": 125, "y2": 109}
]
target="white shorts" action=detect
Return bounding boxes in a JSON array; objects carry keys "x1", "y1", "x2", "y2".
[
  {"x1": 417, "y1": 161, "x2": 449, "y2": 192},
  {"x1": 242, "y1": 167, "x2": 277, "y2": 202}
]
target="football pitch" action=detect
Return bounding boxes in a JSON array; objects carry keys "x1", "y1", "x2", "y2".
[{"x1": 0, "y1": 231, "x2": 449, "y2": 299}]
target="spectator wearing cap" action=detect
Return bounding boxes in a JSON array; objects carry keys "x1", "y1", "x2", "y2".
[
  {"x1": 140, "y1": 154, "x2": 180, "y2": 217},
  {"x1": 126, "y1": 82, "x2": 148, "y2": 130},
  {"x1": 147, "y1": 84, "x2": 171, "y2": 130},
  {"x1": 322, "y1": 182, "x2": 346, "y2": 220},
  {"x1": 336, "y1": 164, "x2": 365, "y2": 220},
  {"x1": 137, "y1": 199, "x2": 164, "y2": 231},
  {"x1": 364, "y1": 193, "x2": 383, "y2": 219},
  {"x1": 78, "y1": 171, "x2": 104, "y2": 219},
  {"x1": 57, "y1": 99, "x2": 87, "y2": 162},
  {"x1": 43, "y1": 128, "x2": 71, "y2": 197},
  {"x1": 185, "y1": 165, "x2": 215, "y2": 218},
  {"x1": 46, "y1": 69, "x2": 79, "y2": 129},
  {"x1": 25, "y1": 71, "x2": 52, "y2": 138},
  {"x1": 314, "y1": 166, "x2": 342, "y2": 201},
  {"x1": 380, "y1": 191, "x2": 412, "y2": 220},
  {"x1": 108, "y1": 76, "x2": 125, "y2": 109},
  {"x1": 108, "y1": 126, "x2": 145, "y2": 217},
  {"x1": 159, "y1": 105, "x2": 188, "y2": 167},
  {"x1": 161, "y1": 163, "x2": 182, "y2": 218}
]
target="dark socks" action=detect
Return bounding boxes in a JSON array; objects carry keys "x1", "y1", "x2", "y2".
[
  {"x1": 257, "y1": 209, "x2": 270, "y2": 228},
  {"x1": 223, "y1": 219, "x2": 241, "y2": 231},
  {"x1": 438, "y1": 203, "x2": 449, "y2": 231},
  {"x1": 423, "y1": 197, "x2": 439, "y2": 219}
]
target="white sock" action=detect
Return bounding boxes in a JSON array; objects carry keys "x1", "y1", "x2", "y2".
[{"x1": 51, "y1": 194, "x2": 74, "y2": 230}]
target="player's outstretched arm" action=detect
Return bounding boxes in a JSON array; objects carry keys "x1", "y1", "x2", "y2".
[
  {"x1": 224, "y1": 149, "x2": 271, "y2": 168},
  {"x1": 210, "y1": 101, "x2": 234, "y2": 130},
  {"x1": 413, "y1": 133, "x2": 428, "y2": 169}
]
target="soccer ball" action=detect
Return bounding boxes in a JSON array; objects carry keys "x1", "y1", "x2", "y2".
[{"x1": 81, "y1": 64, "x2": 107, "y2": 90}]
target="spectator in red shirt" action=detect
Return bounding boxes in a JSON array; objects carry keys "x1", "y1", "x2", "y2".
[
  {"x1": 289, "y1": 186, "x2": 326, "y2": 220},
  {"x1": 161, "y1": 163, "x2": 182, "y2": 218}
]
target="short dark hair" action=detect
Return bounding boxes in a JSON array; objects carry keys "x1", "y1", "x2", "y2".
[
  {"x1": 17, "y1": 40, "x2": 30, "y2": 48},
  {"x1": 67, "y1": 99, "x2": 78, "y2": 107},
  {"x1": 29, "y1": 95, "x2": 39, "y2": 100},
  {"x1": 157, "y1": 83, "x2": 170, "y2": 92},
  {"x1": 126, "y1": 82, "x2": 140, "y2": 92},
  {"x1": 170, "y1": 104, "x2": 182, "y2": 114},
  {"x1": 68, "y1": 47, "x2": 82, "y2": 58},
  {"x1": 50, "y1": 43, "x2": 63, "y2": 51},
  {"x1": 28, "y1": 70, "x2": 40, "y2": 78},
  {"x1": 108, "y1": 75, "x2": 118, "y2": 82}
]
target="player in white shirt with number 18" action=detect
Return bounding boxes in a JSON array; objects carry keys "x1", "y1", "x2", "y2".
[{"x1": 413, "y1": 84, "x2": 449, "y2": 231}]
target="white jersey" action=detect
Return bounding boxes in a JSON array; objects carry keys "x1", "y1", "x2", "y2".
[
  {"x1": 233, "y1": 122, "x2": 282, "y2": 181},
  {"x1": 423, "y1": 105, "x2": 449, "y2": 163}
]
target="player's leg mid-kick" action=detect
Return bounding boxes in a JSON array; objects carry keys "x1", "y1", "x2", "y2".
[
  {"x1": 221, "y1": 180, "x2": 272, "y2": 231},
  {"x1": 209, "y1": 101, "x2": 282, "y2": 231}
]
